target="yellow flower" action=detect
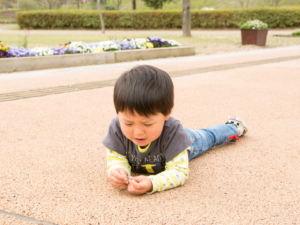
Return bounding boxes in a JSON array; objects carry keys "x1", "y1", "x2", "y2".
[
  {"x1": 92, "y1": 47, "x2": 104, "y2": 53},
  {"x1": 146, "y1": 42, "x2": 154, "y2": 49}
]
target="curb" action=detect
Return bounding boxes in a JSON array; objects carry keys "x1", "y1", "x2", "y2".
[
  {"x1": 273, "y1": 35, "x2": 300, "y2": 37},
  {"x1": 0, "y1": 20, "x2": 15, "y2": 24},
  {"x1": 1, "y1": 46, "x2": 195, "y2": 73}
]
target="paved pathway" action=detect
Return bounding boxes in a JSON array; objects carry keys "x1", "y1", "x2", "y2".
[{"x1": 0, "y1": 46, "x2": 300, "y2": 224}]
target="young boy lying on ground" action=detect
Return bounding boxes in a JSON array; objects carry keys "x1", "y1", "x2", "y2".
[{"x1": 102, "y1": 65, "x2": 248, "y2": 194}]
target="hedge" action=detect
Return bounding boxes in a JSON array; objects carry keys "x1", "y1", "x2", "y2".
[{"x1": 17, "y1": 7, "x2": 300, "y2": 29}]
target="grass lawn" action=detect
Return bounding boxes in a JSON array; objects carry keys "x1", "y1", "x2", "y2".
[{"x1": 1, "y1": 32, "x2": 300, "y2": 55}]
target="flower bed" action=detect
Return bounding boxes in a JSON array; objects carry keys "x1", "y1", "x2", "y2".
[{"x1": 0, "y1": 37, "x2": 181, "y2": 59}]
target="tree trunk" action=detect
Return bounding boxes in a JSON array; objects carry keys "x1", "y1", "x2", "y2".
[
  {"x1": 203, "y1": 0, "x2": 207, "y2": 8},
  {"x1": 97, "y1": 0, "x2": 105, "y2": 34},
  {"x1": 238, "y1": 0, "x2": 244, "y2": 8},
  {"x1": 264, "y1": 0, "x2": 273, "y2": 6},
  {"x1": 55, "y1": 0, "x2": 60, "y2": 8},
  {"x1": 77, "y1": 0, "x2": 80, "y2": 9},
  {"x1": 246, "y1": 0, "x2": 250, "y2": 8},
  {"x1": 132, "y1": 0, "x2": 136, "y2": 10},
  {"x1": 4, "y1": 0, "x2": 8, "y2": 8},
  {"x1": 118, "y1": 0, "x2": 122, "y2": 10},
  {"x1": 182, "y1": 0, "x2": 191, "y2": 37}
]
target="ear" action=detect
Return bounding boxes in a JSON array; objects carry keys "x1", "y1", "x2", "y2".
[{"x1": 164, "y1": 110, "x2": 172, "y2": 121}]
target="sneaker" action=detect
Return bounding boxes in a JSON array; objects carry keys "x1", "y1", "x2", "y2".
[{"x1": 226, "y1": 115, "x2": 248, "y2": 137}]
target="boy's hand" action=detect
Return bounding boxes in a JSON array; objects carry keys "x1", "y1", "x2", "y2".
[
  {"x1": 128, "y1": 176, "x2": 153, "y2": 195},
  {"x1": 109, "y1": 168, "x2": 128, "y2": 189}
]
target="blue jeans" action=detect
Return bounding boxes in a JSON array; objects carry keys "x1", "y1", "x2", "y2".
[{"x1": 184, "y1": 124, "x2": 238, "y2": 161}]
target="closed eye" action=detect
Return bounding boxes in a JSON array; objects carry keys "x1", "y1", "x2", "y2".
[
  {"x1": 125, "y1": 124, "x2": 132, "y2": 126},
  {"x1": 145, "y1": 124, "x2": 152, "y2": 126}
]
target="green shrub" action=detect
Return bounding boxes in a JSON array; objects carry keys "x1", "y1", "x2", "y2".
[
  {"x1": 104, "y1": 6, "x2": 116, "y2": 10},
  {"x1": 292, "y1": 29, "x2": 300, "y2": 35},
  {"x1": 17, "y1": 7, "x2": 300, "y2": 30}
]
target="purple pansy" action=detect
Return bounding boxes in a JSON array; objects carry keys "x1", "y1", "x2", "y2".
[
  {"x1": 147, "y1": 36, "x2": 171, "y2": 48},
  {"x1": 112, "y1": 40, "x2": 135, "y2": 50}
]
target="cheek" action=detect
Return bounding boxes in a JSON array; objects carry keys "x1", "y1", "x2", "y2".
[
  {"x1": 121, "y1": 126, "x2": 133, "y2": 139},
  {"x1": 146, "y1": 125, "x2": 163, "y2": 140}
]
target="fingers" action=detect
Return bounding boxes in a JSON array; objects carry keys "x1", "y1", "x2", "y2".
[
  {"x1": 128, "y1": 176, "x2": 153, "y2": 194},
  {"x1": 109, "y1": 175, "x2": 128, "y2": 185},
  {"x1": 110, "y1": 169, "x2": 127, "y2": 182},
  {"x1": 118, "y1": 168, "x2": 128, "y2": 176},
  {"x1": 109, "y1": 168, "x2": 129, "y2": 189},
  {"x1": 131, "y1": 176, "x2": 144, "y2": 182},
  {"x1": 130, "y1": 179, "x2": 140, "y2": 189},
  {"x1": 119, "y1": 184, "x2": 128, "y2": 190},
  {"x1": 110, "y1": 177, "x2": 128, "y2": 189},
  {"x1": 128, "y1": 179, "x2": 145, "y2": 195},
  {"x1": 128, "y1": 180, "x2": 136, "y2": 193}
]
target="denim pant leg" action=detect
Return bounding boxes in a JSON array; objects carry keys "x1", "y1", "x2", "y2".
[{"x1": 184, "y1": 124, "x2": 238, "y2": 161}]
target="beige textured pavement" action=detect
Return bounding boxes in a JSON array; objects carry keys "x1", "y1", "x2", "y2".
[
  {"x1": 1, "y1": 46, "x2": 300, "y2": 224},
  {"x1": 1, "y1": 46, "x2": 300, "y2": 94}
]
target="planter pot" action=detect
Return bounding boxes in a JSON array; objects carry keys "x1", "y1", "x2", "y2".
[{"x1": 241, "y1": 29, "x2": 268, "y2": 46}]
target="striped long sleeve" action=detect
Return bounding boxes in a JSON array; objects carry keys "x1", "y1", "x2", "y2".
[
  {"x1": 106, "y1": 149, "x2": 189, "y2": 194},
  {"x1": 107, "y1": 149, "x2": 131, "y2": 176},
  {"x1": 147, "y1": 149, "x2": 189, "y2": 194}
]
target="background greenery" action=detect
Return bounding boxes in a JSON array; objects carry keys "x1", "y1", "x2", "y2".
[
  {"x1": 17, "y1": 7, "x2": 300, "y2": 29},
  {"x1": 123, "y1": 0, "x2": 300, "y2": 10},
  {"x1": 1, "y1": 0, "x2": 300, "y2": 11}
]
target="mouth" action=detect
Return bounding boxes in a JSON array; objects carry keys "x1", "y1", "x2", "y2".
[{"x1": 134, "y1": 138, "x2": 146, "y2": 143}]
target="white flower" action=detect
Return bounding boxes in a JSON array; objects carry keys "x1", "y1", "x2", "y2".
[
  {"x1": 168, "y1": 40, "x2": 181, "y2": 46},
  {"x1": 69, "y1": 41, "x2": 92, "y2": 53},
  {"x1": 201, "y1": 7, "x2": 214, "y2": 10},
  {"x1": 132, "y1": 38, "x2": 147, "y2": 49},
  {"x1": 30, "y1": 47, "x2": 54, "y2": 56},
  {"x1": 121, "y1": 39, "x2": 137, "y2": 49},
  {"x1": 97, "y1": 41, "x2": 120, "y2": 51},
  {"x1": 241, "y1": 20, "x2": 268, "y2": 29}
]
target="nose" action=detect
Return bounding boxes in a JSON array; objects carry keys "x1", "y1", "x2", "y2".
[{"x1": 134, "y1": 126, "x2": 144, "y2": 137}]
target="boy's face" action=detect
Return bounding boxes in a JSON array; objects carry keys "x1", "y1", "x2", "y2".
[{"x1": 118, "y1": 110, "x2": 171, "y2": 147}]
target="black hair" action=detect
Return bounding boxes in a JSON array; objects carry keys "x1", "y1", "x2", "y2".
[{"x1": 114, "y1": 65, "x2": 174, "y2": 117}]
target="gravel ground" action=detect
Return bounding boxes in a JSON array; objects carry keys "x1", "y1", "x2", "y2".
[{"x1": 0, "y1": 46, "x2": 300, "y2": 224}]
